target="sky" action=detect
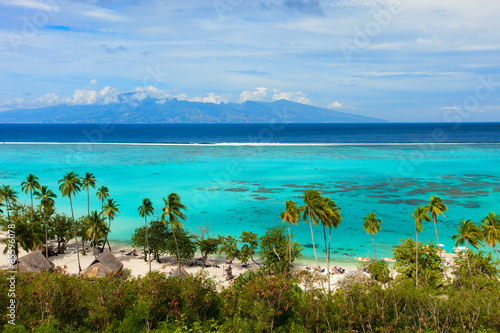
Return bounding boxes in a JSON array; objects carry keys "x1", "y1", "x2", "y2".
[{"x1": 0, "y1": 0, "x2": 500, "y2": 122}]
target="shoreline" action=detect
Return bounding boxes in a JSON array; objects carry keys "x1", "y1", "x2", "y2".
[{"x1": 0, "y1": 237, "x2": 360, "y2": 285}]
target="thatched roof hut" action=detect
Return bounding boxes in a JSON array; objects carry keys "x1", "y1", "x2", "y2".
[
  {"x1": 170, "y1": 266, "x2": 190, "y2": 279},
  {"x1": 81, "y1": 250, "x2": 123, "y2": 278},
  {"x1": 16, "y1": 250, "x2": 54, "y2": 273}
]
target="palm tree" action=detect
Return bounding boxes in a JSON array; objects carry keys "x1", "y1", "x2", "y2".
[
  {"x1": 319, "y1": 196, "x2": 342, "y2": 293},
  {"x1": 35, "y1": 186, "x2": 57, "y2": 260},
  {"x1": 138, "y1": 198, "x2": 154, "y2": 273},
  {"x1": 102, "y1": 198, "x2": 120, "y2": 251},
  {"x1": 424, "y1": 195, "x2": 448, "y2": 278},
  {"x1": 452, "y1": 220, "x2": 482, "y2": 274},
  {"x1": 96, "y1": 186, "x2": 109, "y2": 212},
  {"x1": 81, "y1": 173, "x2": 97, "y2": 217},
  {"x1": 410, "y1": 206, "x2": 431, "y2": 286},
  {"x1": 161, "y1": 193, "x2": 187, "y2": 267},
  {"x1": 85, "y1": 210, "x2": 109, "y2": 259},
  {"x1": 300, "y1": 190, "x2": 322, "y2": 268},
  {"x1": 481, "y1": 212, "x2": 500, "y2": 260},
  {"x1": 0, "y1": 185, "x2": 18, "y2": 233},
  {"x1": 58, "y1": 171, "x2": 82, "y2": 272},
  {"x1": 21, "y1": 174, "x2": 41, "y2": 224},
  {"x1": 362, "y1": 212, "x2": 382, "y2": 260},
  {"x1": 280, "y1": 200, "x2": 300, "y2": 270}
]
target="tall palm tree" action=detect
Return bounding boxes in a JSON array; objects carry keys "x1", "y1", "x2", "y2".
[
  {"x1": 58, "y1": 171, "x2": 82, "y2": 272},
  {"x1": 481, "y1": 212, "x2": 500, "y2": 260},
  {"x1": 35, "y1": 186, "x2": 57, "y2": 260},
  {"x1": 300, "y1": 190, "x2": 322, "y2": 268},
  {"x1": 362, "y1": 212, "x2": 382, "y2": 260},
  {"x1": 85, "y1": 210, "x2": 109, "y2": 259},
  {"x1": 96, "y1": 186, "x2": 109, "y2": 212},
  {"x1": 81, "y1": 173, "x2": 97, "y2": 217},
  {"x1": 102, "y1": 198, "x2": 120, "y2": 251},
  {"x1": 410, "y1": 206, "x2": 431, "y2": 286},
  {"x1": 0, "y1": 185, "x2": 18, "y2": 234},
  {"x1": 452, "y1": 219, "x2": 482, "y2": 274},
  {"x1": 138, "y1": 198, "x2": 154, "y2": 273},
  {"x1": 161, "y1": 193, "x2": 187, "y2": 267},
  {"x1": 280, "y1": 200, "x2": 300, "y2": 270},
  {"x1": 424, "y1": 195, "x2": 448, "y2": 278},
  {"x1": 319, "y1": 196, "x2": 341, "y2": 293},
  {"x1": 21, "y1": 174, "x2": 41, "y2": 224}
]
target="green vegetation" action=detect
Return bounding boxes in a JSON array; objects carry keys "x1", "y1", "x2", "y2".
[
  {"x1": 2, "y1": 172, "x2": 500, "y2": 332},
  {"x1": 1, "y1": 265, "x2": 500, "y2": 332}
]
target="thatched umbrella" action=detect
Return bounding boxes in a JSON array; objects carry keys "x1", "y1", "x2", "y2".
[
  {"x1": 170, "y1": 266, "x2": 190, "y2": 279},
  {"x1": 16, "y1": 250, "x2": 54, "y2": 273},
  {"x1": 81, "y1": 250, "x2": 123, "y2": 278}
]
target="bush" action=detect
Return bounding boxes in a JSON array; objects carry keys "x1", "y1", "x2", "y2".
[
  {"x1": 368, "y1": 260, "x2": 390, "y2": 283},
  {"x1": 259, "y1": 225, "x2": 302, "y2": 273},
  {"x1": 393, "y1": 237, "x2": 443, "y2": 287}
]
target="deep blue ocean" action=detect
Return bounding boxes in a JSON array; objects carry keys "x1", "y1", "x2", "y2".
[
  {"x1": 1, "y1": 123, "x2": 499, "y2": 144},
  {"x1": 1, "y1": 123, "x2": 499, "y2": 266}
]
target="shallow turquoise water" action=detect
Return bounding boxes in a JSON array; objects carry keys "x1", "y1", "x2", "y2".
[{"x1": 1, "y1": 143, "x2": 499, "y2": 263}]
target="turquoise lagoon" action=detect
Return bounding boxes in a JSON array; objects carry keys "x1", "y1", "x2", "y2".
[{"x1": 1, "y1": 142, "x2": 499, "y2": 264}]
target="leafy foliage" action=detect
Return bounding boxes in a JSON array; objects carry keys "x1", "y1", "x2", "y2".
[
  {"x1": 453, "y1": 249, "x2": 499, "y2": 281},
  {"x1": 239, "y1": 231, "x2": 259, "y2": 265},
  {"x1": 259, "y1": 225, "x2": 302, "y2": 273},
  {"x1": 217, "y1": 235, "x2": 240, "y2": 261},
  {"x1": 393, "y1": 237, "x2": 443, "y2": 287},
  {"x1": 368, "y1": 260, "x2": 390, "y2": 283}
]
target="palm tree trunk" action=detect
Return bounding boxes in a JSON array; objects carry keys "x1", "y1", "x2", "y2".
[
  {"x1": 308, "y1": 214, "x2": 319, "y2": 268},
  {"x1": 287, "y1": 221, "x2": 292, "y2": 273},
  {"x1": 494, "y1": 245, "x2": 500, "y2": 260},
  {"x1": 145, "y1": 217, "x2": 151, "y2": 273},
  {"x1": 433, "y1": 218, "x2": 447, "y2": 279},
  {"x1": 327, "y1": 226, "x2": 332, "y2": 277},
  {"x1": 30, "y1": 189, "x2": 34, "y2": 224},
  {"x1": 44, "y1": 211, "x2": 49, "y2": 260},
  {"x1": 105, "y1": 217, "x2": 112, "y2": 251},
  {"x1": 322, "y1": 224, "x2": 330, "y2": 292},
  {"x1": 371, "y1": 234, "x2": 378, "y2": 260},
  {"x1": 171, "y1": 225, "x2": 181, "y2": 267},
  {"x1": 465, "y1": 239, "x2": 471, "y2": 276},
  {"x1": 70, "y1": 195, "x2": 82, "y2": 272},
  {"x1": 415, "y1": 228, "x2": 418, "y2": 287},
  {"x1": 87, "y1": 189, "x2": 90, "y2": 217}
]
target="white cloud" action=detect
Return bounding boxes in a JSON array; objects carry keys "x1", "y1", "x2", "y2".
[
  {"x1": 439, "y1": 106, "x2": 461, "y2": 111},
  {"x1": 272, "y1": 89, "x2": 311, "y2": 105},
  {"x1": 131, "y1": 86, "x2": 188, "y2": 102},
  {"x1": 239, "y1": 87, "x2": 268, "y2": 103},
  {"x1": 189, "y1": 93, "x2": 229, "y2": 104},
  {"x1": 327, "y1": 101, "x2": 344, "y2": 109},
  {"x1": 82, "y1": 8, "x2": 125, "y2": 21},
  {"x1": 66, "y1": 86, "x2": 119, "y2": 106},
  {"x1": 0, "y1": 0, "x2": 58, "y2": 11}
]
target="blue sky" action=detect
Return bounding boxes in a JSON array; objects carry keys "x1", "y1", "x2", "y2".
[{"x1": 0, "y1": 0, "x2": 499, "y2": 122}]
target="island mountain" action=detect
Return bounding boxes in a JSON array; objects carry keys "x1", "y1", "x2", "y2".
[{"x1": 0, "y1": 98, "x2": 385, "y2": 123}]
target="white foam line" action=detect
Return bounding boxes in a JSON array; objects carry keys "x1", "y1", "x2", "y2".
[{"x1": 1, "y1": 142, "x2": 500, "y2": 147}]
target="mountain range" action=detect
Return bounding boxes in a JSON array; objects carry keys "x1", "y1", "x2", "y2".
[{"x1": 0, "y1": 98, "x2": 385, "y2": 123}]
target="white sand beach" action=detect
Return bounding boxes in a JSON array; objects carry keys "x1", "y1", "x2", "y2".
[{"x1": 0, "y1": 236, "x2": 359, "y2": 288}]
